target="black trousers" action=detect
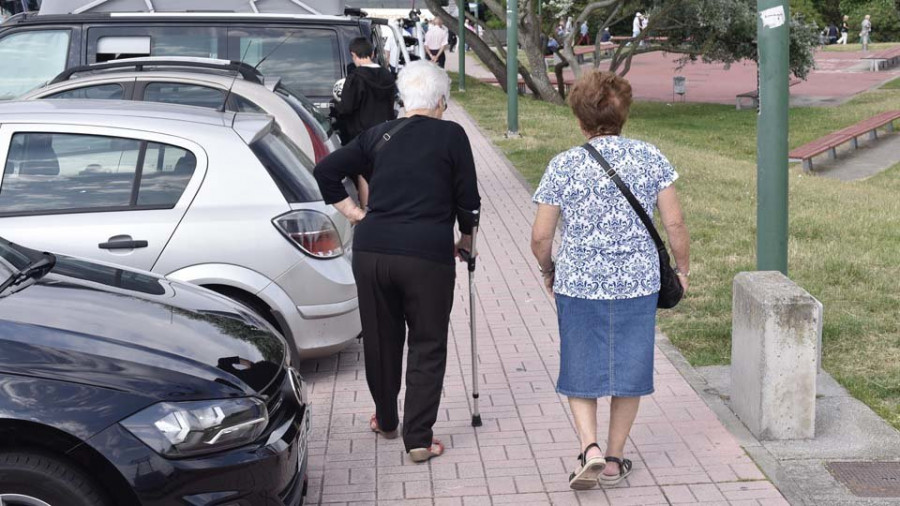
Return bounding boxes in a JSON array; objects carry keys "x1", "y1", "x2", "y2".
[
  {"x1": 352, "y1": 251, "x2": 456, "y2": 451},
  {"x1": 427, "y1": 48, "x2": 446, "y2": 68}
]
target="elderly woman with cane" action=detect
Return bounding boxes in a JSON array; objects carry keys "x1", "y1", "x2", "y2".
[
  {"x1": 531, "y1": 71, "x2": 690, "y2": 489},
  {"x1": 314, "y1": 61, "x2": 481, "y2": 463}
]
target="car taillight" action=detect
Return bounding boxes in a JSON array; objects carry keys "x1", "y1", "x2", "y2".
[
  {"x1": 303, "y1": 120, "x2": 331, "y2": 163},
  {"x1": 273, "y1": 210, "x2": 343, "y2": 259}
]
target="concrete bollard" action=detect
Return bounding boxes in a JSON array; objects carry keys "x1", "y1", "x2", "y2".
[{"x1": 731, "y1": 271, "x2": 822, "y2": 440}]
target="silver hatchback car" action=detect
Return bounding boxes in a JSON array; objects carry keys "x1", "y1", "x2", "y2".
[
  {"x1": 20, "y1": 57, "x2": 342, "y2": 162},
  {"x1": 0, "y1": 100, "x2": 359, "y2": 358}
]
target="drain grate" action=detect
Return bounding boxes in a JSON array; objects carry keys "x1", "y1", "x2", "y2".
[{"x1": 827, "y1": 462, "x2": 900, "y2": 497}]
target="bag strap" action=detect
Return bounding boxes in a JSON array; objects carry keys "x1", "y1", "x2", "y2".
[
  {"x1": 374, "y1": 118, "x2": 411, "y2": 153},
  {"x1": 581, "y1": 142, "x2": 665, "y2": 250}
]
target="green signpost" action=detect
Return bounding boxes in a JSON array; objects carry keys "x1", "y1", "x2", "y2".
[
  {"x1": 506, "y1": 0, "x2": 519, "y2": 136},
  {"x1": 458, "y1": 0, "x2": 466, "y2": 92},
  {"x1": 756, "y1": 0, "x2": 790, "y2": 274}
]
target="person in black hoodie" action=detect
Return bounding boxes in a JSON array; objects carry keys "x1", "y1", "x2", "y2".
[{"x1": 334, "y1": 38, "x2": 398, "y2": 144}]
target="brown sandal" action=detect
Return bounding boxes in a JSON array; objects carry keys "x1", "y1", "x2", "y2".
[
  {"x1": 408, "y1": 439, "x2": 444, "y2": 463},
  {"x1": 369, "y1": 414, "x2": 398, "y2": 439}
]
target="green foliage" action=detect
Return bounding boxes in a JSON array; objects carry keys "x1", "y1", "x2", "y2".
[
  {"x1": 840, "y1": 0, "x2": 900, "y2": 41},
  {"x1": 792, "y1": 0, "x2": 825, "y2": 24}
]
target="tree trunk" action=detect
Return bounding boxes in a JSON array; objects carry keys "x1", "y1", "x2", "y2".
[{"x1": 423, "y1": 0, "x2": 563, "y2": 104}]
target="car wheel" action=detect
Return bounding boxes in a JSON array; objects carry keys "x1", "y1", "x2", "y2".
[{"x1": 0, "y1": 452, "x2": 108, "y2": 506}]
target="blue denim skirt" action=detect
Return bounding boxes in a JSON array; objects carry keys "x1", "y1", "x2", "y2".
[{"x1": 555, "y1": 292, "x2": 658, "y2": 398}]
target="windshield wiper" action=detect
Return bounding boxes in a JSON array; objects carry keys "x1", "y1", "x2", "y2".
[{"x1": 0, "y1": 252, "x2": 56, "y2": 295}]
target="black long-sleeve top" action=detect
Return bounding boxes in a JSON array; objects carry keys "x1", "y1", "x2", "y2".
[{"x1": 313, "y1": 116, "x2": 481, "y2": 265}]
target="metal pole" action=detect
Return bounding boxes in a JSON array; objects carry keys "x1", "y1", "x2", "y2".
[
  {"x1": 756, "y1": 0, "x2": 789, "y2": 274},
  {"x1": 506, "y1": 0, "x2": 519, "y2": 136},
  {"x1": 458, "y1": 0, "x2": 466, "y2": 92},
  {"x1": 469, "y1": 225, "x2": 481, "y2": 427}
]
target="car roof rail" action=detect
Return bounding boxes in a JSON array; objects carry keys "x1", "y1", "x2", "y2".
[
  {"x1": 38, "y1": 0, "x2": 346, "y2": 16},
  {"x1": 49, "y1": 57, "x2": 265, "y2": 85}
]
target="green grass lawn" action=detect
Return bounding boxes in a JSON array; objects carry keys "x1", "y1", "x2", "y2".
[
  {"x1": 450, "y1": 75, "x2": 900, "y2": 429},
  {"x1": 822, "y1": 42, "x2": 900, "y2": 52},
  {"x1": 883, "y1": 77, "x2": 900, "y2": 90}
]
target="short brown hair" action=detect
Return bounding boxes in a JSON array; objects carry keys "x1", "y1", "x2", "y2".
[{"x1": 567, "y1": 71, "x2": 633, "y2": 136}]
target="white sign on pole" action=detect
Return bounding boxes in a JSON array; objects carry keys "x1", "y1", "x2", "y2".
[{"x1": 760, "y1": 5, "x2": 786, "y2": 29}]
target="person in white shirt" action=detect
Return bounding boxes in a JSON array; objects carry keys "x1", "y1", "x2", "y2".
[
  {"x1": 424, "y1": 17, "x2": 450, "y2": 68},
  {"x1": 632, "y1": 12, "x2": 642, "y2": 40},
  {"x1": 381, "y1": 25, "x2": 400, "y2": 74}
]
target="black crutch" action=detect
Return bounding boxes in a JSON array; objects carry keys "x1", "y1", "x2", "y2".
[{"x1": 457, "y1": 207, "x2": 482, "y2": 427}]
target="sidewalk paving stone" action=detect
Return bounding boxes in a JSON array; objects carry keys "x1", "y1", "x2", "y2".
[{"x1": 298, "y1": 102, "x2": 788, "y2": 505}]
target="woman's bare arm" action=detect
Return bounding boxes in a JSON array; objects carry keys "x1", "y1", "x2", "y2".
[
  {"x1": 657, "y1": 186, "x2": 690, "y2": 291},
  {"x1": 531, "y1": 204, "x2": 561, "y2": 294}
]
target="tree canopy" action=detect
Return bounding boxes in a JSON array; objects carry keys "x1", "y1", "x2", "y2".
[{"x1": 425, "y1": 0, "x2": 820, "y2": 103}]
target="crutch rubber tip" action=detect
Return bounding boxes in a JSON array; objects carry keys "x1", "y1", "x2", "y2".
[{"x1": 471, "y1": 415, "x2": 483, "y2": 427}]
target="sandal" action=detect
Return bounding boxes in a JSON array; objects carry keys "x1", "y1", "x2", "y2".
[
  {"x1": 598, "y1": 456, "x2": 633, "y2": 487},
  {"x1": 408, "y1": 439, "x2": 444, "y2": 463},
  {"x1": 369, "y1": 414, "x2": 398, "y2": 439},
  {"x1": 568, "y1": 443, "x2": 606, "y2": 490}
]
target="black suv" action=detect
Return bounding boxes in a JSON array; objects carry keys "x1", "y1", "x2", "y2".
[
  {"x1": 0, "y1": 238, "x2": 310, "y2": 505},
  {"x1": 0, "y1": 11, "x2": 385, "y2": 111}
]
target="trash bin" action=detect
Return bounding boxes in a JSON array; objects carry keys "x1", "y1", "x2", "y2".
[{"x1": 673, "y1": 76, "x2": 686, "y2": 101}]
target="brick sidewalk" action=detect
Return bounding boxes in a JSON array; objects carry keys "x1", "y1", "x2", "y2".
[{"x1": 298, "y1": 104, "x2": 789, "y2": 505}]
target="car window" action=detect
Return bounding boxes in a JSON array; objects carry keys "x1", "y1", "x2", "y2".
[
  {"x1": 0, "y1": 30, "x2": 71, "y2": 100},
  {"x1": 275, "y1": 84, "x2": 332, "y2": 137},
  {"x1": 230, "y1": 28, "x2": 342, "y2": 99},
  {"x1": 138, "y1": 142, "x2": 196, "y2": 207},
  {"x1": 234, "y1": 95, "x2": 265, "y2": 114},
  {"x1": 250, "y1": 128, "x2": 322, "y2": 203},
  {"x1": 0, "y1": 133, "x2": 197, "y2": 214},
  {"x1": 0, "y1": 133, "x2": 139, "y2": 213},
  {"x1": 90, "y1": 27, "x2": 221, "y2": 62},
  {"x1": 143, "y1": 82, "x2": 225, "y2": 109},
  {"x1": 45, "y1": 83, "x2": 125, "y2": 100}
]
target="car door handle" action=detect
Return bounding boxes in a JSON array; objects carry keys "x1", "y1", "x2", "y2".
[{"x1": 98, "y1": 240, "x2": 149, "y2": 250}]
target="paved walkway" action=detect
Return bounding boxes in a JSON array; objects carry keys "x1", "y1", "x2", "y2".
[
  {"x1": 447, "y1": 47, "x2": 899, "y2": 106},
  {"x1": 298, "y1": 104, "x2": 789, "y2": 505}
]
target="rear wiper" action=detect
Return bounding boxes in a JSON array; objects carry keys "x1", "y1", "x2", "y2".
[{"x1": 0, "y1": 252, "x2": 56, "y2": 295}]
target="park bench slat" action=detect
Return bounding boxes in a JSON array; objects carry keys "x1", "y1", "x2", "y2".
[{"x1": 788, "y1": 110, "x2": 900, "y2": 167}]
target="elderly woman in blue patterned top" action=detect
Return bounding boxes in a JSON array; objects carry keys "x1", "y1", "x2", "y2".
[{"x1": 531, "y1": 71, "x2": 690, "y2": 490}]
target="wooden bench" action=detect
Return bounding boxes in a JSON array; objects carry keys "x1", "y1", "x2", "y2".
[
  {"x1": 609, "y1": 36, "x2": 668, "y2": 43},
  {"x1": 788, "y1": 110, "x2": 900, "y2": 171},
  {"x1": 736, "y1": 79, "x2": 802, "y2": 110},
  {"x1": 862, "y1": 46, "x2": 900, "y2": 71}
]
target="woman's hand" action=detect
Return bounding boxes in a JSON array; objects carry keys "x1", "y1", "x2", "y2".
[
  {"x1": 455, "y1": 234, "x2": 473, "y2": 261},
  {"x1": 542, "y1": 271, "x2": 555, "y2": 296},
  {"x1": 332, "y1": 197, "x2": 367, "y2": 225},
  {"x1": 677, "y1": 272, "x2": 689, "y2": 293}
]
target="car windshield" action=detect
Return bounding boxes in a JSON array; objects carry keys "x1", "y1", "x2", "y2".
[
  {"x1": 250, "y1": 128, "x2": 322, "y2": 204},
  {"x1": 275, "y1": 83, "x2": 333, "y2": 138}
]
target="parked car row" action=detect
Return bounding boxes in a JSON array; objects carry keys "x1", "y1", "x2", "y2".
[{"x1": 0, "y1": 3, "x2": 408, "y2": 505}]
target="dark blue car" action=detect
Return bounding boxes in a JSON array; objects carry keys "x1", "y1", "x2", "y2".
[{"x1": 0, "y1": 237, "x2": 309, "y2": 505}]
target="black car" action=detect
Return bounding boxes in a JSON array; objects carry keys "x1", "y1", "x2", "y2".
[
  {"x1": 0, "y1": 238, "x2": 310, "y2": 505},
  {"x1": 0, "y1": 10, "x2": 386, "y2": 113}
]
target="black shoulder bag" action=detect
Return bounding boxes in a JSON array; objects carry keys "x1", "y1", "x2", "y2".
[{"x1": 581, "y1": 142, "x2": 683, "y2": 309}]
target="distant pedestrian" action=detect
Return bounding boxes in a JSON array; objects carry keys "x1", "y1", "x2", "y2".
[
  {"x1": 314, "y1": 61, "x2": 481, "y2": 464},
  {"x1": 425, "y1": 17, "x2": 450, "y2": 67},
  {"x1": 827, "y1": 23, "x2": 839, "y2": 44},
  {"x1": 578, "y1": 20, "x2": 590, "y2": 45},
  {"x1": 565, "y1": 16, "x2": 574, "y2": 36},
  {"x1": 630, "y1": 12, "x2": 642, "y2": 45},
  {"x1": 600, "y1": 27, "x2": 612, "y2": 43},
  {"x1": 465, "y1": 18, "x2": 475, "y2": 51},
  {"x1": 838, "y1": 15, "x2": 849, "y2": 44},
  {"x1": 860, "y1": 14, "x2": 872, "y2": 51},
  {"x1": 333, "y1": 37, "x2": 397, "y2": 144},
  {"x1": 531, "y1": 70, "x2": 690, "y2": 490},
  {"x1": 381, "y1": 25, "x2": 400, "y2": 74},
  {"x1": 557, "y1": 19, "x2": 566, "y2": 41}
]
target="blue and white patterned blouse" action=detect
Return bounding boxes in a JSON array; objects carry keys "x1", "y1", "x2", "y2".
[{"x1": 533, "y1": 136, "x2": 679, "y2": 300}]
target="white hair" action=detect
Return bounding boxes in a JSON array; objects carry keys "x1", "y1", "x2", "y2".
[{"x1": 397, "y1": 61, "x2": 450, "y2": 111}]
